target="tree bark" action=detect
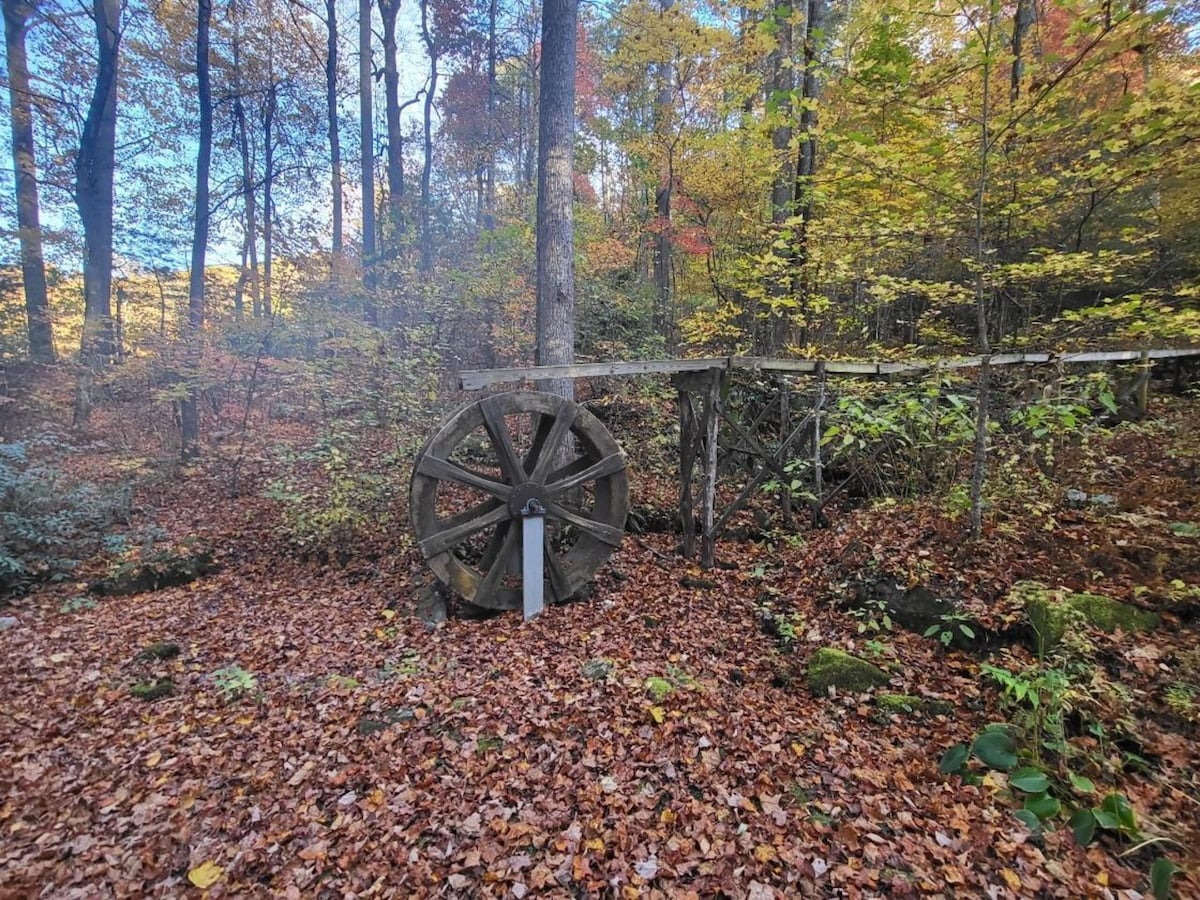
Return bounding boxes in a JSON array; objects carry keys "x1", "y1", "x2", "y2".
[
  {"x1": 419, "y1": 0, "x2": 437, "y2": 273},
  {"x1": 262, "y1": 79, "x2": 276, "y2": 317},
  {"x1": 325, "y1": 0, "x2": 343, "y2": 265},
  {"x1": 652, "y1": 0, "x2": 674, "y2": 345},
  {"x1": 379, "y1": 0, "x2": 404, "y2": 247},
  {"x1": 74, "y1": 0, "x2": 120, "y2": 368},
  {"x1": 231, "y1": 19, "x2": 261, "y2": 319},
  {"x1": 483, "y1": 0, "x2": 497, "y2": 229},
  {"x1": 534, "y1": 0, "x2": 576, "y2": 400},
  {"x1": 3, "y1": 0, "x2": 54, "y2": 362},
  {"x1": 791, "y1": 0, "x2": 825, "y2": 345},
  {"x1": 181, "y1": 0, "x2": 212, "y2": 461},
  {"x1": 766, "y1": 0, "x2": 793, "y2": 353},
  {"x1": 359, "y1": 0, "x2": 378, "y2": 321}
]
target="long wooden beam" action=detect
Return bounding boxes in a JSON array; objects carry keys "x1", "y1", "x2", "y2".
[{"x1": 458, "y1": 348, "x2": 1200, "y2": 390}]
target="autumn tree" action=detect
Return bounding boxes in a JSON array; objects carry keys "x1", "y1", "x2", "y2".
[{"x1": 3, "y1": 0, "x2": 53, "y2": 361}]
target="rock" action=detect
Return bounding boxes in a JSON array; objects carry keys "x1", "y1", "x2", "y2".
[
  {"x1": 581, "y1": 658, "x2": 614, "y2": 681},
  {"x1": 1009, "y1": 581, "x2": 1160, "y2": 655},
  {"x1": 850, "y1": 580, "x2": 962, "y2": 636},
  {"x1": 92, "y1": 546, "x2": 219, "y2": 596},
  {"x1": 0, "y1": 616, "x2": 17, "y2": 632},
  {"x1": 807, "y1": 648, "x2": 889, "y2": 696},
  {"x1": 414, "y1": 584, "x2": 448, "y2": 626}
]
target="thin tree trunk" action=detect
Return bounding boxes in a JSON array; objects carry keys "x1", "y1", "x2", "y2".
[
  {"x1": 325, "y1": 0, "x2": 343, "y2": 265},
  {"x1": 231, "y1": 19, "x2": 261, "y2": 318},
  {"x1": 483, "y1": 0, "x2": 497, "y2": 229},
  {"x1": 534, "y1": 0, "x2": 576, "y2": 400},
  {"x1": 181, "y1": 0, "x2": 212, "y2": 461},
  {"x1": 419, "y1": 0, "x2": 437, "y2": 273},
  {"x1": 969, "y1": 1, "x2": 998, "y2": 539},
  {"x1": 792, "y1": 0, "x2": 825, "y2": 346},
  {"x1": 359, "y1": 0, "x2": 378, "y2": 321},
  {"x1": 767, "y1": 0, "x2": 793, "y2": 354},
  {"x1": 379, "y1": 0, "x2": 404, "y2": 247},
  {"x1": 262, "y1": 79, "x2": 276, "y2": 318},
  {"x1": 652, "y1": 0, "x2": 674, "y2": 345},
  {"x1": 74, "y1": 0, "x2": 119, "y2": 369},
  {"x1": 3, "y1": 0, "x2": 54, "y2": 362}
]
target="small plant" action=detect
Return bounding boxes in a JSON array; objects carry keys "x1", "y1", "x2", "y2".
[
  {"x1": 326, "y1": 674, "x2": 360, "y2": 690},
  {"x1": 130, "y1": 677, "x2": 175, "y2": 701},
  {"x1": 60, "y1": 595, "x2": 97, "y2": 614},
  {"x1": 1164, "y1": 683, "x2": 1198, "y2": 724},
  {"x1": 645, "y1": 676, "x2": 673, "y2": 702},
  {"x1": 923, "y1": 610, "x2": 977, "y2": 647},
  {"x1": 212, "y1": 664, "x2": 258, "y2": 699},
  {"x1": 849, "y1": 597, "x2": 893, "y2": 635}
]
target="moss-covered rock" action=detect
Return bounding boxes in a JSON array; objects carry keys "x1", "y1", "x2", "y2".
[
  {"x1": 807, "y1": 648, "x2": 889, "y2": 696},
  {"x1": 876, "y1": 693, "x2": 954, "y2": 717},
  {"x1": 1009, "y1": 581, "x2": 1160, "y2": 655}
]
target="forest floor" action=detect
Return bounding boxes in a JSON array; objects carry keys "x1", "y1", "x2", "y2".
[{"x1": 1, "y1": 374, "x2": 1199, "y2": 899}]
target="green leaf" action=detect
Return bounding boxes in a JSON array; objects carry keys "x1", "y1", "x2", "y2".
[
  {"x1": 1068, "y1": 772, "x2": 1096, "y2": 794},
  {"x1": 1069, "y1": 809, "x2": 1096, "y2": 845},
  {"x1": 958, "y1": 624, "x2": 975, "y2": 639},
  {"x1": 1024, "y1": 791, "x2": 1061, "y2": 820},
  {"x1": 1010, "y1": 767, "x2": 1050, "y2": 793},
  {"x1": 939, "y1": 744, "x2": 969, "y2": 774},
  {"x1": 1013, "y1": 809, "x2": 1042, "y2": 833},
  {"x1": 972, "y1": 731, "x2": 1018, "y2": 771},
  {"x1": 1092, "y1": 808, "x2": 1119, "y2": 830},
  {"x1": 1150, "y1": 857, "x2": 1180, "y2": 900}
]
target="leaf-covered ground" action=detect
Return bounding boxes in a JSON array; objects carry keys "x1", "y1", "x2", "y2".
[{"x1": 1, "y1": 390, "x2": 1198, "y2": 898}]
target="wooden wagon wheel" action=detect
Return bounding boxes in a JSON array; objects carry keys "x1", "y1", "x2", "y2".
[{"x1": 410, "y1": 390, "x2": 630, "y2": 610}]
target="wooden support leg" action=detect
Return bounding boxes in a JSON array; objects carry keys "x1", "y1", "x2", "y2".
[
  {"x1": 700, "y1": 370, "x2": 722, "y2": 569},
  {"x1": 811, "y1": 361, "x2": 826, "y2": 527},
  {"x1": 779, "y1": 380, "x2": 793, "y2": 529},
  {"x1": 677, "y1": 385, "x2": 697, "y2": 558}
]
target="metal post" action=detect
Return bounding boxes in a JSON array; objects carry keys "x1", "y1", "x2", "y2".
[{"x1": 520, "y1": 498, "x2": 545, "y2": 620}]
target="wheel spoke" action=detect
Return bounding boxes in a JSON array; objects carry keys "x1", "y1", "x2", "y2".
[
  {"x1": 416, "y1": 454, "x2": 510, "y2": 499},
  {"x1": 480, "y1": 397, "x2": 527, "y2": 484},
  {"x1": 546, "y1": 452, "x2": 625, "y2": 497},
  {"x1": 545, "y1": 501, "x2": 624, "y2": 546},
  {"x1": 438, "y1": 497, "x2": 504, "y2": 533},
  {"x1": 543, "y1": 532, "x2": 572, "y2": 601},
  {"x1": 475, "y1": 524, "x2": 519, "y2": 605},
  {"x1": 419, "y1": 502, "x2": 510, "y2": 557},
  {"x1": 528, "y1": 404, "x2": 578, "y2": 481}
]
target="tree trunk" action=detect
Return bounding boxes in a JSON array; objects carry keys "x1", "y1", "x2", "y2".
[
  {"x1": 325, "y1": 0, "x2": 343, "y2": 265},
  {"x1": 74, "y1": 0, "x2": 119, "y2": 370},
  {"x1": 181, "y1": 0, "x2": 212, "y2": 461},
  {"x1": 359, "y1": 0, "x2": 378, "y2": 322},
  {"x1": 534, "y1": 0, "x2": 576, "y2": 400},
  {"x1": 4, "y1": 0, "x2": 54, "y2": 362},
  {"x1": 766, "y1": 0, "x2": 793, "y2": 353},
  {"x1": 791, "y1": 0, "x2": 825, "y2": 345},
  {"x1": 231, "y1": 21, "x2": 261, "y2": 319},
  {"x1": 262, "y1": 79, "x2": 276, "y2": 317},
  {"x1": 652, "y1": 0, "x2": 674, "y2": 345},
  {"x1": 419, "y1": 0, "x2": 437, "y2": 273},
  {"x1": 379, "y1": 0, "x2": 404, "y2": 248},
  {"x1": 483, "y1": 0, "x2": 497, "y2": 229}
]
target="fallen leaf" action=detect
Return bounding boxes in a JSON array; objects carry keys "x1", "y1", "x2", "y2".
[{"x1": 188, "y1": 861, "x2": 223, "y2": 889}]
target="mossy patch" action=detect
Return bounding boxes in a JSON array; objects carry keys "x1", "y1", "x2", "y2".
[
  {"x1": 807, "y1": 648, "x2": 889, "y2": 696},
  {"x1": 130, "y1": 678, "x2": 175, "y2": 701},
  {"x1": 135, "y1": 641, "x2": 181, "y2": 662},
  {"x1": 1009, "y1": 581, "x2": 1160, "y2": 655},
  {"x1": 645, "y1": 676, "x2": 674, "y2": 702},
  {"x1": 876, "y1": 693, "x2": 954, "y2": 717}
]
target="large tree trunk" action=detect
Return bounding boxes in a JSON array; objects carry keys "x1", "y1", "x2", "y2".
[
  {"x1": 535, "y1": 0, "x2": 576, "y2": 400},
  {"x1": 325, "y1": 0, "x2": 343, "y2": 265},
  {"x1": 180, "y1": 0, "x2": 212, "y2": 461},
  {"x1": 359, "y1": 0, "x2": 377, "y2": 322},
  {"x1": 379, "y1": 0, "x2": 404, "y2": 248},
  {"x1": 3, "y1": 0, "x2": 54, "y2": 362},
  {"x1": 74, "y1": 0, "x2": 119, "y2": 369}
]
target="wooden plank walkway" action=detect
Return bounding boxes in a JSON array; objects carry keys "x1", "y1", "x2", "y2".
[{"x1": 458, "y1": 348, "x2": 1200, "y2": 390}]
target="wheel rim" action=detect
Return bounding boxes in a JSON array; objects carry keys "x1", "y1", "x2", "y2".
[{"x1": 410, "y1": 390, "x2": 629, "y2": 610}]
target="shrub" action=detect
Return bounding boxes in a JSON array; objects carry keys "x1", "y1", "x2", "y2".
[{"x1": 1, "y1": 439, "x2": 131, "y2": 596}]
